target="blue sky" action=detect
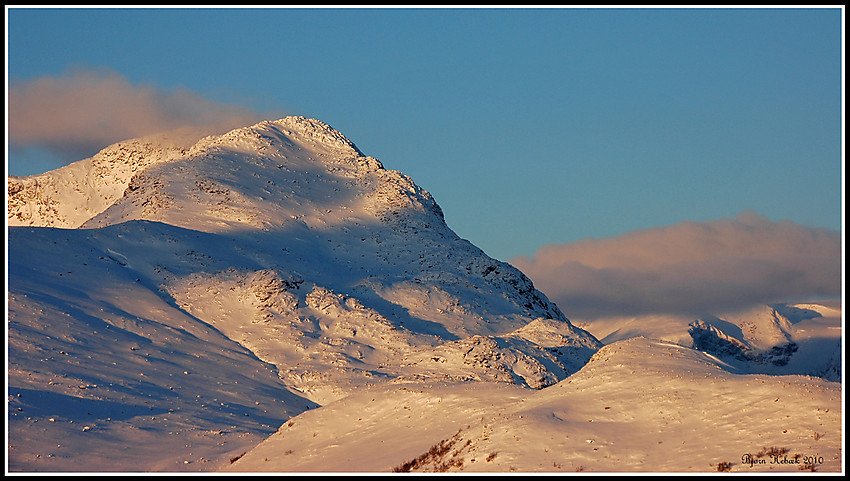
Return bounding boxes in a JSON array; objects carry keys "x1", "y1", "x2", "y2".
[{"x1": 6, "y1": 6, "x2": 844, "y2": 264}]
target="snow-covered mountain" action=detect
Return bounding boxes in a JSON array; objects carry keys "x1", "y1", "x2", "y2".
[
  {"x1": 572, "y1": 302, "x2": 842, "y2": 382},
  {"x1": 7, "y1": 117, "x2": 602, "y2": 472},
  {"x1": 6, "y1": 117, "x2": 842, "y2": 473}
]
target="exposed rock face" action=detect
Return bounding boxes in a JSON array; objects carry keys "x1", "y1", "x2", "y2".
[{"x1": 688, "y1": 304, "x2": 807, "y2": 370}]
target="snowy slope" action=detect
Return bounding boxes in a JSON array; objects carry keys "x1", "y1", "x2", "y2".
[
  {"x1": 7, "y1": 117, "x2": 600, "y2": 472},
  {"x1": 227, "y1": 337, "x2": 842, "y2": 473},
  {"x1": 7, "y1": 224, "x2": 317, "y2": 471}
]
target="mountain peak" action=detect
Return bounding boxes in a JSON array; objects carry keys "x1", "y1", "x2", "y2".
[
  {"x1": 8, "y1": 117, "x2": 387, "y2": 231},
  {"x1": 271, "y1": 116, "x2": 364, "y2": 155},
  {"x1": 9, "y1": 115, "x2": 597, "y2": 410},
  {"x1": 190, "y1": 116, "x2": 365, "y2": 160},
  {"x1": 69, "y1": 117, "x2": 431, "y2": 234}
]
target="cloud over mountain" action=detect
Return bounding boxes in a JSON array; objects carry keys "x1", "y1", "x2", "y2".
[
  {"x1": 8, "y1": 68, "x2": 263, "y2": 163},
  {"x1": 511, "y1": 211, "x2": 842, "y2": 319}
]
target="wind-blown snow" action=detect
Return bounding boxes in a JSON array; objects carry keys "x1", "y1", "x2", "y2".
[{"x1": 6, "y1": 117, "x2": 842, "y2": 473}]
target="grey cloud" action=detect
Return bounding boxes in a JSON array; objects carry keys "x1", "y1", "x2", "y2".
[
  {"x1": 512, "y1": 212, "x2": 842, "y2": 320},
  {"x1": 8, "y1": 68, "x2": 264, "y2": 162}
]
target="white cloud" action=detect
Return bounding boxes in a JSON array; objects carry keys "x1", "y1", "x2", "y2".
[{"x1": 512, "y1": 211, "x2": 842, "y2": 319}]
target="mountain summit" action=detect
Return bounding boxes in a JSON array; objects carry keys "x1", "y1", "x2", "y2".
[
  {"x1": 8, "y1": 117, "x2": 600, "y2": 471},
  {"x1": 9, "y1": 117, "x2": 590, "y2": 338}
]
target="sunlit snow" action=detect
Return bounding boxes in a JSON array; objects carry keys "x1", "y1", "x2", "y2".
[{"x1": 7, "y1": 117, "x2": 842, "y2": 473}]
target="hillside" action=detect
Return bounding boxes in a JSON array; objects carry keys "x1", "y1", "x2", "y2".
[
  {"x1": 227, "y1": 337, "x2": 842, "y2": 473},
  {"x1": 7, "y1": 117, "x2": 602, "y2": 471}
]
